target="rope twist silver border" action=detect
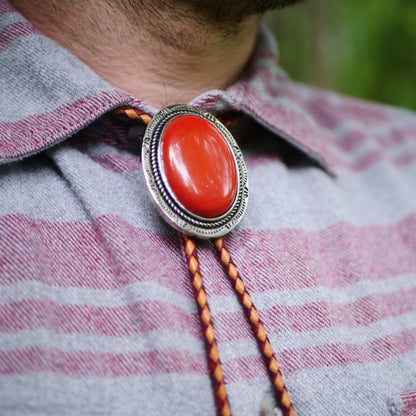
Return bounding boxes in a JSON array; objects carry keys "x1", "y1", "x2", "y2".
[{"x1": 141, "y1": 104, "x2": 249, "y2": 238}]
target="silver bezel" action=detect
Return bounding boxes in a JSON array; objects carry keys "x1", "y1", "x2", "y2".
[{"x1": 141, "y1": 104, "x2": 249, "y2": 238}]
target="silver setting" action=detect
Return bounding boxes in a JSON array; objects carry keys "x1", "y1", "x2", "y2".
[{"x1": 141, "y1": 104, "x2": 249, "y2": 238}]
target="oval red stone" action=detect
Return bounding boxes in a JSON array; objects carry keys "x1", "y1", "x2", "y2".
[{"x1": 161, "y1": 114, "x2": 237, "y2": 218}]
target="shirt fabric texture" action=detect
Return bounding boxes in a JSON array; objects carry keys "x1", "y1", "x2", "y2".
[{"x1": 1, "y1": 1, "x2": 416, "y2": 415}]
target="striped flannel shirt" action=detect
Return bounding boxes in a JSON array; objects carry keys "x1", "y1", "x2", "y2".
[{"x1": 1, "y1": 1, "x2": 416, "y2": 415}]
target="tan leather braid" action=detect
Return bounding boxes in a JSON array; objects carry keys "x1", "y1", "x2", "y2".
[
  {"x1": 183, "y1": 236, "x2": 231, "y2": 416},
  {"x1": 213, "y1": 237, "x2": 297, "y2": 416},
  {"x1": 113, "y1": 107, "x2": 152, "y2": 125}
]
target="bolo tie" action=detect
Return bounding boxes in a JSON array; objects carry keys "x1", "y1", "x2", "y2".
[{"x1": 115, "y1": 105, "x2": 297, "y2": 416}]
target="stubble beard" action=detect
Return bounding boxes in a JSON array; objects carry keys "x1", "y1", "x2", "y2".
[
  {"x1": 172, "y1": 0, "x2": 304, "y2": 23},
  {"x1": 86, "y1": 0, "x2": 304, "y2": 55},
  {"x1": 126, "y1": 0, "x2": 304, "y2": 27}
]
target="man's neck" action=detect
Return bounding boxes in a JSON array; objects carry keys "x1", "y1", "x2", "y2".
[{"x1": 9, "y1": 0, "x2": 260, "y2": 109}]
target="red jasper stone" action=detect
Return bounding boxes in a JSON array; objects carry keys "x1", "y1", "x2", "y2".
[{"x1": 161, "y1": 114, "x2": 237, "y2": 218}]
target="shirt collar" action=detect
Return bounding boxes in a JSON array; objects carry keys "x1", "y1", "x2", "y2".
[{"x1": 0, "y1": 0, "x2": 334, "y2": 171}]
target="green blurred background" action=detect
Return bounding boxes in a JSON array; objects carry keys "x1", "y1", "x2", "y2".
[{"x1": 265, "y1": 0, "x2": 416, "y2": 111}]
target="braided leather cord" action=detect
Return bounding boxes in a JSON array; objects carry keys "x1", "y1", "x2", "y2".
[
  {"x1": 213, "y1": 237, "x2": 297, "y2": 416},
  {"x1": 113, "y1": 107, "x2": 152, "y2": 124},
  {"x1": 183, "y1": 236, "x2": 231, "y2": 416},
  {"x1": 114, "y1": 107, "x2": 296, "y2": 415}
]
